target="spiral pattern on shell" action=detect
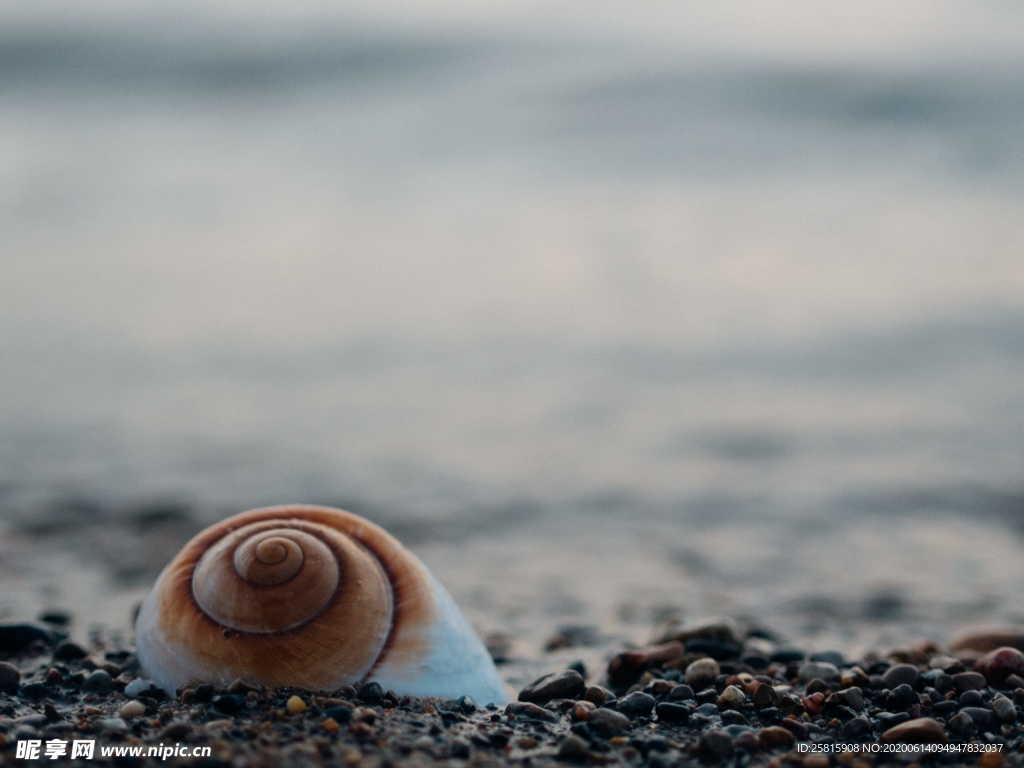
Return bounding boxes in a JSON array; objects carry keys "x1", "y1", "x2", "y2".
[{"x1": 135, "y1": 505, "x2": 439, "y2": 692}]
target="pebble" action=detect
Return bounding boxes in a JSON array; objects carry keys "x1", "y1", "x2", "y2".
[
  {"x1": 880, "y1": 717, "x2": 947, "y2": 744},
  {"x1": 654, "y1": 702, "x2": 691, "y2": 723},
  {"x1": 449, "y1": 738, "x2": 471, "y2": 759},
  {"x1": 0, "y1": 661, "x2": 20, "y2": 693},
  {"x1": 684, "y1": 657, "x2": 719, "y2": 688},
  {"x1": 948, "y1": 710, "x2": 975, "y2": 736},
  {"x1": 557, "y1": 734, "x2": 589, "y2": 760},
  {"x1": 951, "y1": 627, "x2": 1024, "y2": 653},
  {"x1": 118, "y1": 700, "x2": 146, "y2": 719},
  {"x1": 991, "y1": 695, "x2": 1016, "y2": 723},
  {"x1": 959, "y1": 707, "x2": 993, "y2": 727},
  {"x1": 758, "y1": 725, "x2": 794, "y2": 747},
  {"x1": 99, "y1": 718, "x2": 128, "y2": 733},
  {"x1": 716, "y1": 685, "x2": 745, "y2": 708},
  {"x1": 357, "y1": 682, "x2": 384, "y2": 703},
  {"x1": 834, "y1": 686, "x2": 865, "y2": 710},
  {"x1": 882, "y1": 663, "x2": 919, "y2": 688},
  {"x1": 887, "y1": 683, "x2": 916, "y2": 710},
  {"x1": 52, "y1": 641, "x2": 88, "y2": 661},
  {"x1": 976, "y1": 646, "x2": 1024, "y2": 685},
  {"x1": 798, "y1": 661, "x2": 838, "y2": 682},
  {"x1": 588, "y1": 707, "x2": 631, "y2": 734},
  {"x1": 841, "y1": 716, "x2": 871, "y2": 739},
  {"x1": 83, "y1": 669, "x2": 113, "y2": 693},
  {"x1": 583, "y1": 685, "x2": 614, "y2": 704},
  {"x1": 751, "y1": 682, "x2": 778, "y2": 709},
  {"x1": 952, "y1": 671, "x2": 986, "y2": 691},
  {"x1": 659, "y1": 617, "x2": 740, "y2": 646},
  {"x1": 607, "y1": 641, "x2": 684, "y2": 688},
  {"x1": 668, "y1": 684, "x2": 694, "y2": 701},
  {"x1": 161, "y1": 721, "x2": 191, "y2": 739},
  {"x1": 518, "y1": 670, "x2": 585, "y2": 703},
  {"x1": 616, "y1": 691, "x2": 656, "y2": 718},
  {"x1": 0, "y1": 623, "x2": 54, "y2": 654},
  {"x1": 286, "y1": 695, "x2": 307, "y2": 714},
  {"x1": 124, "y1": 678, "x2": 159, "y2": 698},
  {"x1": 323, "y1": 704, "x2": 353, "y2": 723},
  {"x1": 211, "y1": 694, "x2": 246, "y2": 714},
  {"x1": 571, "y1": 700, "x2": 595, "y2": 721},
  {"x1": 699, "y1": 729, "x2": 733, "y2": 758},
  {"x1": 505, "y1": 702, "x2": 557, "y2": 722}
]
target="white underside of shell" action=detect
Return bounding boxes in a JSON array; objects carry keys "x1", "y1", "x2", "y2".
[
  {"x1": 136, "y1": 569, "x2": 509, "y2": 704},
  {"x1": 369, "y1": 572, "x2": 509, "y2": 705},
  {"x1": 135, "y1": 586, "x2": 211, "y2": 696}
]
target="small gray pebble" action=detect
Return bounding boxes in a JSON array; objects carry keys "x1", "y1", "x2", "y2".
[
  {"x1": 992, "y1": 695, "x2": 1017, "y2": 724},
  {"x1": 124, "y1": 678, "x2": 158, "y2": 698},
  {"x1": 99, "y1": 718, "x2": 128, "y2": 733},
  {"x1": 798, "y1": 661, "x2": 839, "y2": 682}
]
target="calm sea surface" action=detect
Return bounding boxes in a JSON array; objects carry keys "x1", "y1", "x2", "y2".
[{"x1": 2, "y1": 2, "x2": 1022, "y2": 676}]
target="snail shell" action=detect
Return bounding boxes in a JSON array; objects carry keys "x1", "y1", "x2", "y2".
[{"x1": 135, "y1": 505, "x2": 507, "y2": 703}]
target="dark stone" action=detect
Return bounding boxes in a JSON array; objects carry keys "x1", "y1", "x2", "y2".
[
  {"x1": 0, "y1": 624, "x2": 54, "y2": 655},
  {"x1": 948, "y1": 711, "x2": 975, "y2": 736},
  {"x1": 654, "y1": 702, "x2": 691, "y2": 723},
  {"x1": 842, "y1": 716, "x2": 872, "y2": 739},
  {"x1": 695, "y1": 688, "x2": 718, "y2": 705},
  {"x1": 720, "y1": 709, "x2": 747, "y2": 725},
  {"x1": 20, "y1": 682, "x2": 48, "y2": 699},
  {"x1": 358, "y1": 681, "x2": 384, "y2": 703},
  {"x1": 323, "y1": 705, "x2": 353, "y2": 723},
  {"x1": 887, "y1": 683, "x2": 916, "y2": 710},
  {"x1": 922, "y1": 670, "x2": 954, "y2": 693},
  {"x1": 882, "y1": 664, "x2": 919, "y2": 689},
  {"x1": 588, "y1": 708, "x2": 630, "y2": 735},
  {"x1": 810, "y1": 650, "x2": 846, "y2": 666},
  {"x1": 952, "y1": 672, "x2": 986, "y2": 692},
  {"x1": 976, "y1": 647, "x2": 1024, "y2": 686},
  {"x1": 449, "y1": 738, "x2": 471, "y2": 759},
  {"x1": 456, "y1": 695, "x2": 476, "y2": 714},
  {"x1": 557, "y1": 734, "x2": 589, "y2": 761},
  {"x1": 932, "y1": 700, "x2": 958, "y2": 716},
  {"x1": 769, "y1": 648, "x2": 805, "y2": 663},
  {"x1": 616, "y1": 691, "x2": 656, "y2": 718},
  {"x1": 752, "y1": 682, "x2": 778, "y2": 709},
  {"x1": 699, "y1": 730, "x2": 733, "y2": 759},
  {"x1": 83, "y1": 670, "x2": 113, "y2": 693},
  {"x1": 38, "y1": 611, "x2": 71, "y2": 626},
  {"x1": 518, "y1": 670, "x2": 585, "y2": 704},
  {"x1": 684, "y1": 639, "x2": 741, "y2": 660},
  {"x1": 960, "y1": 707, "x2": 993, "y2": 727},
  {"x1": 0, "y1": 661, "x2": 20, "y2": 693},
  {"x1": 668, "y1": 684, "x2": 694, "y2": 701},
  {"x1": 876, "y1": 711, "x2": 910, "y2": 729},
  {"x1": 211, "y1": 694, "x2": 245, "y2": 714},
  {"x1": 52, "y1": 641, "x2": 88, "y2": 661},
  {"x1": 959, "y1": 690, "x2": 983, "y2": 707}
]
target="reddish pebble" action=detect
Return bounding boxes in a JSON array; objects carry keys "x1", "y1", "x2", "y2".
[
  {"x1": 881, "y1": 717, "x2": 947, "y2": 744},
  {"x1": 975, "y1": 646, "x2": 1024, "y2": 685}
]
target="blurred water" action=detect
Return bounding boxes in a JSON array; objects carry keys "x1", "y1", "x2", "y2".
[{"x1": 2, "y1": 2, "x2": 1023, "y2": 663}]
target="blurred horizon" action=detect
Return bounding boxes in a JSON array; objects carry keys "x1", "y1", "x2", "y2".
[{"x1": 2, "y1": 1, "x2": 1022, "y2": 663}]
